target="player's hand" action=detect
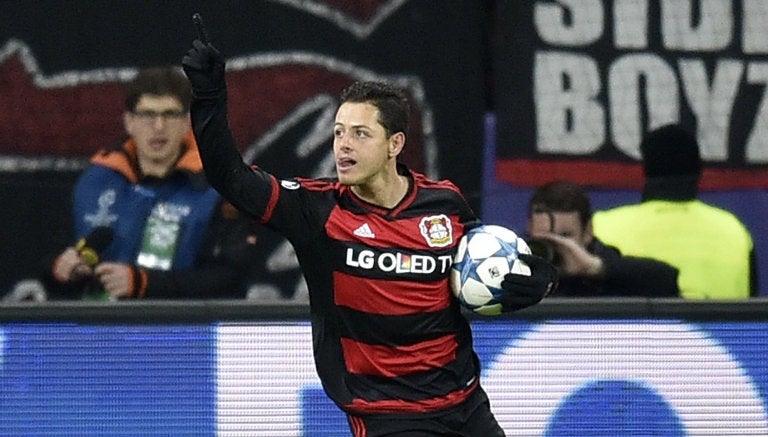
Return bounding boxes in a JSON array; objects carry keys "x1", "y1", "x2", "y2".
[
  {"x1": 182, "y1": 14, "x2": 226, "y2": 98},
  {"x1": 499, "y1": 253, "x2": 559, "y2": 311}
]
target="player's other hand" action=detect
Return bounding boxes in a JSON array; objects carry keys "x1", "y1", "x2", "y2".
[
  {"x1": 499, "y1": 253, "x2": 559, "y2": 312},
  {"x1": 182, "y1": 38, "x2": 225, "y2": 98}
]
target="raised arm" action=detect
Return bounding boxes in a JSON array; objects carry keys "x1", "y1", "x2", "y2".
[{"x1": 182, "y1": 14, "x2": 274, "y2": 219}]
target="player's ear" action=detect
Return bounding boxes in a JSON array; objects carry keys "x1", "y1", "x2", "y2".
[{"x1": 388, "y1": 132, "x2": 405, "y2": 158}]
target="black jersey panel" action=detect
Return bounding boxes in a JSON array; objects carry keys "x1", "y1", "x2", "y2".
[
  {"x1": 340, "y1": 340, "x2": 481, "y2": 414},
  {"x1": 335, "y1": 305, "x2": 461, "y2": 345}
]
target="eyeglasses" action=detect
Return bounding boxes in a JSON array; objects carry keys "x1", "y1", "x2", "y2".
[{"x1": 131, "y1": 109, "x2": 188, "y2": 121}]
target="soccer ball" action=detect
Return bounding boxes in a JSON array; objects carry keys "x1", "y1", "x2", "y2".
[{"x1": 450, "y1": 225, "x2": 532, "y2": 316}]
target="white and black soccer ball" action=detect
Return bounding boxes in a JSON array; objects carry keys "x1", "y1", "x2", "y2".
[{"x1": 450, "y1": 225, "x2": 532, "y2": 316}]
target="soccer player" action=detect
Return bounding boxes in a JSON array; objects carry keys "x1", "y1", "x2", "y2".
[{"x1": 183, "y1": 28, "x2": 557, "y2": 436}]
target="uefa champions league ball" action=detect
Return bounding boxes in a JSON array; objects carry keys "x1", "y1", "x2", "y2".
[{"x1": 450, "y1": 225, "x2": 532, "y2": 316}]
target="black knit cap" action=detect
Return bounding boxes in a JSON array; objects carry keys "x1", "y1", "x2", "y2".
[{"x1": 640, "y1": 124, "x2": 702, "y2": 177}]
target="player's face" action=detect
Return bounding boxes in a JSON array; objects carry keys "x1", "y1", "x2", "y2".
[
  {"x1": 124, "y1": 95, "x2": 190, "y2": 170},
  {"x1": 529, "y1": 211, "x2": 590, "y2": 248},
  {"x1": 333, "y1": 102, "x2": 393, "y2": 186}
]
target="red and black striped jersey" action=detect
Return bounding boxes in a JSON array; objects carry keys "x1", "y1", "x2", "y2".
[{"x1": 192, "y1": 97, "x2": 483, "y2": 416}]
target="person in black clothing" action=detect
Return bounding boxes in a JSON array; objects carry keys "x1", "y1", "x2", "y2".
[
  {"x1": 183, "y1": 27, "x2": 557, "y2": 436},
  {"x1": 526, "y1": 180, "x2": 679, "y2": 297}
]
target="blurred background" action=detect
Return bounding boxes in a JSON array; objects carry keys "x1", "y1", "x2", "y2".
[{"x1": 1, "y1": 0, "x2": 766, "y2": 298}]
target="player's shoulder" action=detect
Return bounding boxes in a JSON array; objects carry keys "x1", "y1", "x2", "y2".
[
  {"x1": 289, "y1": 176, "x2": 339, "y2": 192},
  {"x1": 411, "y1": 170, "x2": 463, "y2": 194}
]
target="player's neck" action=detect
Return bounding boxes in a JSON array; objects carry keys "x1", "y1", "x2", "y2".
[{"x1": 352, "y1": 173, "x2": 410, "y2": 209}]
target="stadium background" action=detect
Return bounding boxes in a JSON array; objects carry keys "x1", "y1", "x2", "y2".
[
  {"x1": 2, "y1": 2, "x2": 768, "y2": 435},
  {"x1": 2, "y1": 1, "x2": 768, "y2": 297}
]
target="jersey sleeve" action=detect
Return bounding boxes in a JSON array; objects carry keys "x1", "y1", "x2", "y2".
[
  {"x1": 190, "y1": 94, "x2": 275, "y2": 217},
  {"x1": 190, "y1": 92, "x2": 324, "y2": 243}
]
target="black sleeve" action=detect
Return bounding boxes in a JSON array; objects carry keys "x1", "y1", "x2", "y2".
[
  {"x1": 190, "y1": 92, "x2": 320, "y2": 246},
  {"x1": 140, "y1": 202, "x2": 258, "y2": 299},
  {"x1": 190, "y1": 93, "x2": 274, "y2": 221},
  {"x1": 600, "y1": 254, "x2": 680, "y2": 298}
]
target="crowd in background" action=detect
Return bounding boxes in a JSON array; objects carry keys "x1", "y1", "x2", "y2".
[{"x1": 0, "y1": 1, "x2": 761, "y2": 303}]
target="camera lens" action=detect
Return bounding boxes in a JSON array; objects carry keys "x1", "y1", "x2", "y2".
[{"x1": 527, "y1": 239, "x2": 555, "y2": 263}]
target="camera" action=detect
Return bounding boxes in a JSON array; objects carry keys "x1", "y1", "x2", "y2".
[{"x1": 527, "y1": 238, "x2": 561, "y2": 266}]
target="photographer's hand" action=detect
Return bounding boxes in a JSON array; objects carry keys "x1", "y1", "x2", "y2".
[{"x1": 528, "y1": 231, "x2": 603, "y2": 277}]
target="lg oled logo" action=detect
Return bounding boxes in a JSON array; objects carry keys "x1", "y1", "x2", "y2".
[{"x1": 344, "y1": 247, "x2": 452, "y2": 275}]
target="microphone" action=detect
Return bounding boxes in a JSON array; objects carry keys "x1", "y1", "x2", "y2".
[{"x1": 75, "y1": 226, "x2": 114, "y2": 266}]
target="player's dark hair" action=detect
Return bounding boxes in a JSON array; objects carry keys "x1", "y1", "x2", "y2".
[
  {"x1": 529, "y1": 180, "x2": 592, "y2": 228},
  {"x1": 124, "y1": 67, "x2": 192, "y2": 113},
  {"x1": 339, "y1": 81, "x2": 409, "y2": 138}
]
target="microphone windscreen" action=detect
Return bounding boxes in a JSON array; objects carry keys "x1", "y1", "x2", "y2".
[
  {"x1": 85, "y1": 226, "x2": 114, "y2": 253},
  {"x1": 76, "y1": 226, "x2": 114, "y2": 266}
]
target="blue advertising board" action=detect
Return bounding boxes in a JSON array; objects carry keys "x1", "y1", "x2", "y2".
[{"x1": 2, "y1": 319, "x2": 767, "y2": 436}]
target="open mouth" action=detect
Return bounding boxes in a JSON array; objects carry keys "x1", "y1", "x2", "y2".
[
  {"x1": 148, "y1": 138, "x2": 168, "y2": 150},
  {"x1": 336, "y1": 157, "x2": 356, "y2": 171}
]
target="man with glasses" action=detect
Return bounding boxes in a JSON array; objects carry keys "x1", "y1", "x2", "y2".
[{"x1": 44, "y1": 67, "x2": 257, "y2": 300}]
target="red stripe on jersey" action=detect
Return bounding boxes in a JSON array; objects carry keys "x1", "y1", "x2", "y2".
[
  {"x1": 341, "y1": 334, "x2": 457, "y2": 377},
  {"x1": 348, "y1": 415, "x2": 367, "y2": 437},
  {"x1": 411, "y1": 171, "x2": 464, "y2": 194},
  {"x1": 256, "y1": 168, "x2": 280, "y2": 224},
  {"x1": 334, "y1": 271, "x2": 451, "y2": 315},
  {"x1": 297, "y1": 176, "x2": 338, "y2": 192},
  {"x1": 326, "y1": 206, "x2": 462, "y2": 250},
  {"x1": 346, "y1": 379, "x2": 478, "y2": 414}
]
